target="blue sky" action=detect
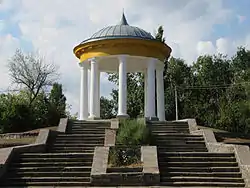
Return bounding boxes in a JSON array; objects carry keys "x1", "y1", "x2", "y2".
[
  {"x1": 0, "y1": 0, "x2": 250, "y2": 114},
  {"x1": 209, "y1": 0, "x2": 249, "y2": 40}
]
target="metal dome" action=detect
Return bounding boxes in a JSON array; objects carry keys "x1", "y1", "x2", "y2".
[{"x1": 80, "y1": 13, "x2": 155, "y2": 44}]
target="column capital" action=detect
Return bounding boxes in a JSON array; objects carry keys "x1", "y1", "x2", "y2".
[
  {"x1": 88, "y1": 57, "x2": 99, "y2": 64},
  {"x1": 148, "y1": 57, "x2": 158, "y2": 64},
  {"x1": 156, "y1": 63, "x2": 165, "y2": 71},
  {"x1": 118, "y1": 55, "x2": 129, "y2": 62},
  {"x1": 79, "y1": 62, "x2": 88, "y2": 68}
]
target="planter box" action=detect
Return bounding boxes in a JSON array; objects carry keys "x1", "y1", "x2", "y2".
[{"x1": 91, "y1": 146, "x2": 159, "y2": 186}]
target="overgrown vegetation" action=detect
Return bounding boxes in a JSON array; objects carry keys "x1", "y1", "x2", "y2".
[
  {"x1": 109, "y1": 119, "x2": 151, "y2": 167},
  {"x1": 100, "y1": 26, "x2": 250, "y2": 135}
]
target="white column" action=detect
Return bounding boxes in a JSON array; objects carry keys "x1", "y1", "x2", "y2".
[
  {"x1": 147, "y1": 58, "x2": 156, "y2": 118},
  {"x1": 79, "y1": 63, "x2": 88, "y2": 120},
  {"x1": 156, "y1": 67, "x2": 165, "y2": 121},
  {"x1": 96, "y1": 71, "x2": 100, "y2": 118},
  {"x1": 117, "y1": 55, "x2": 129, "y2": 117},
  {"x1": 89, "y1": 58, "x2": 98, "y2": 118},
  {"x1": 144, "y1": 71, "x2": 148, "y2": 117}
]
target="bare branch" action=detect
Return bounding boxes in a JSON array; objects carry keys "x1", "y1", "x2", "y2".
[{"x1": 8, "y1": 49, "x2": 59, "y2": 105}]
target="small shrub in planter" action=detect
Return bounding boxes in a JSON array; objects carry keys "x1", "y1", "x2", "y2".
[
  {"x1": 109, "y1": 119, "x2": 152, "y2": 167},
  {"x1": 116, "y1": 119, "x2": 152, "y2": 146},
  {"x1": 109, "y1": 146, "x2": 141, "y2": 167}
]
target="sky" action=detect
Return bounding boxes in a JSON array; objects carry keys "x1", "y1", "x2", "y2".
[{"x1": 0, "y1": 0, "x2": 250, "y2": 115}]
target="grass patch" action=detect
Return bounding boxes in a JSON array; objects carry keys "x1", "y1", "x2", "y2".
[
  {"x1": 0, "y1": 126, "x2": 57, "y2": 148},
  {"x1": 0, "y1": 137, "x2": 36, "y2": 148}
]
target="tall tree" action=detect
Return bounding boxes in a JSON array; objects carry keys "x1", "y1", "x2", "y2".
[
  {"x1": 47, "y1": 83, "x2": 67, "y2": 126},
  {"x1": 100, "y1": 96, "x2": 115, "y2": 119},
  {"x1": 155, "y1": 26, "x2": 165, "y2": 43},
  {"x1": 49, "y1": 83, "x2": 66, "y2": 117},
  {"x1": 8, "y1": 49, "x2": 58, "y2": 106}
]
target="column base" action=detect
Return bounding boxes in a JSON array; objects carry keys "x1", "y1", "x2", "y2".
[
  {"x1": 79, "y1": 117, "x2": 88, "y2": 121},
  {"x1": 145, "y1": 116, "x2": 159, "y2": 121},
  {"x1": 88, "y1": 115, "x2": 101, "y2": 120},
  {"x1": 116, "y1": 114, "x2": 130, "y2": 120}
]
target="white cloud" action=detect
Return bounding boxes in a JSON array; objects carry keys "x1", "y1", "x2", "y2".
[
  {"x1": 0, "y1": 20, "x2": 5, "y2": 31},
  {"x1": 0, "y1": 34, "x2": 20, "y2": 90},
  {"x1": 197, "y1": 41, "x2": 215, "y2": 56},
  {"x1": 0, "y1": 0, "x2": 250, "y2": 115}
]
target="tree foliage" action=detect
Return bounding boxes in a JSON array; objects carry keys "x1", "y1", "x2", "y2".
[{"x1": 100, "y1": 26, "x2": 250, "y2": 134}]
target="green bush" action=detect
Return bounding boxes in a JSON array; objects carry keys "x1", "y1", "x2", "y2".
[
  {"x1": 116, "y1": 119, "x2": 151, "y2": 146},
  {"x1": 109, "y1": 119, "x2": 151, "y2": 167}
]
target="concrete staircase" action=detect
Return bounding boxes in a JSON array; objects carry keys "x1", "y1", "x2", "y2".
[
  {"x1": 0, "y1": 120, "x2": 110, "y2": 187},
  {"x1": 149, "y1": 121, "x2": 246, "y2": 187}
]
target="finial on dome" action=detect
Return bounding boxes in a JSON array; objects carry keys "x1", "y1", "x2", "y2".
[{"x1": 119, "y1": 9, "x2": 129, "y2": 25}]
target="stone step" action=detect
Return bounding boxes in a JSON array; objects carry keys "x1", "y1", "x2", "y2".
[
  {"x1": 158, "y1": 147, "x2": 207, "y2": 152},
  {"x1": 152, "y1": 133, "x2": 201, "y2": 136},
  {"x1": 153, "y1": 133, "x2": 204, "y2": 139},
  {"x1": 50, "y1": 148, "x2": 95, "y2": 153},
  {"x1": 72, "y1": 124, "x2": 110, "y2": 126},
  {"x1": 161, "y1": 176, "x2": 244, "y2": 183},
  {"x1": 158, "y1": 149, "x2": 208, "y2": 152},
  {"x1": 159, "y1": 156, "x2": 236, "y2": 162},
  {"x1": 160, "y1": 161, "x2": 239, "y2": 167},
  {"x1": 155, "y1": 137, "x2": 204, "y2": 140},
  {"x1": 67, "y1": 133, "x2": 105, "y2": 136},
  {"x1": 0, "y1": 181, "x2": 90, "y2": 187},
  {"x1": 155, "y1": 140, "x2": 206, "y2": 144},
  {"x1": 71, "y1": 120, "x2": 110, "y2": 124},
  {"x1": 157, "y1": 143, "x2": 206, "y2": 147},
  {"x1": 8, "y1": 166, "x2": 91, "y2": 172},
  {"x1": 8, "y1": 171, "x2": 91, "y2": 177},
  {"x1": 148, "y1": 121, "x2": 188, "y2": 125},
  {"x1": 160, "y1": 166, "x2": 240, "y2": 172},
  {"x1": 70, "y1": 127, "x2": 109, "y2": 131},
  {"x1": 57, "y1": 133, "x2": 105, "y2": 137},
  {"x1": 70, "y1": 130, "x2": 105, "y2": 134},
  {"x1": 153, "y1": 132, "x2": 190, "y2": 135},
  {"x1": 55, "y1": 137, "x2": 105, "y2": 140},
  {"x1": 14, "y1": 157, "x2": 93, "y2": 163},
  {"x1": 2, "y1": 176, "x2": 90, "y2": 183},
  {"x1": 161, "y1": 171, "x2": 243, "y2": 178},
  {"x1": 54, "y1": 139, "x2": 104, "y2": 144},
  {"x1": 51, "y1": 143, "x2": 102, "y2": 147},
  {"x1": 70, "y1": 127, "x2": 106, "y2": 130},
  {"x1": 71, "y1": 126, "x2": 109, "y2": 129},
  {"x1": 152, "y1": 130, "x2": 190, "y2": 133},
  {"x1": 10, "y1": 162, "x2": 93, "y2": 167},
  {"x1": 19, "y1": 153, "x2": 94, "y2": 158},
  {"x1": 160, "y1": 152, "x2": 235, "y2": 157},
  {"x1": 151, "y1": 127, "x2": 189, "y2": 130},
  {"x1": 153, "y1": 131, "x2": 190, "y2": 133},
  {"x1": 160, "y1": 181, "x2": 245, "y2": 187},
  {"x1": 54, "y1": 137, "x2": 104, "y2": 141}
]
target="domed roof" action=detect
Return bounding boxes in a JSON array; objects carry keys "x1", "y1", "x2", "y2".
[{"x1": 80, "y1": 13, "x2": 155, "y2": 44}]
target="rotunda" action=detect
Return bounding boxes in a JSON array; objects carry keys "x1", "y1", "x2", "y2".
[{"x1": 73, "y1": 13, "x2": 172, "y2": 121}]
